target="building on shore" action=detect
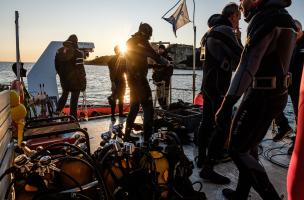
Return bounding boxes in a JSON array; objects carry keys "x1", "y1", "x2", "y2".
[{"x1": 151, "y1": 42, "x2": 202, "y2": 70}]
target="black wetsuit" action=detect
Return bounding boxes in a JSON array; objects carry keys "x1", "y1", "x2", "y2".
[
  {"x1": 107, "y1": 55, "x2": 126, "y2": 116},
  {"x1": 152, "y1": 53, "x2": 173, "y2": 109},
  {"x1": 197, "y1": 14, "x2": 242, "y2": 166},
  {"x1": 125, "y1": 32, "x2": 167, "y2": 141},
  {"x1": 216, "y1": 2, "x2": 297, "y2": 199},
  {"x1": 55, "y1": 41, "x2": 86, "y2": 119},
  {"x1": 275, "y1": 34, "x2": 304, "y2": 128}
]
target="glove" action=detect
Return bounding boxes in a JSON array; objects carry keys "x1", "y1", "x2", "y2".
[{"x1": 215, "y1": 95, "x2": 238, "y2": 129}]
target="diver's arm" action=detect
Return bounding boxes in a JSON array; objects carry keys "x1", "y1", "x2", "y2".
[
  {"x1": 208, "y1": 31, "x2": 243, "y2": 71},
  {"x1": 138, "y1": 41, "x2": 169, "y2": 65},
  {"x1": 221, "y1": 30, "x2": 243, "y2": 70},
  {"x1": 107, "y1": 57, "x2": 115, "y2": 82},
  {"x1": 227, "y1": 30, "x2": 275, "y2": 98}
]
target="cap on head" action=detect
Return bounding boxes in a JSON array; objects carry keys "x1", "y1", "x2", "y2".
[
  {"x1": 159, "y1": 44, "x2": 166, "y2": 50},
  {"x1": 207, "y1": 14, "x2": 222, "y2": 28},
  {"x1": 138, "y1": 23, "x2": 153, "y2": 38},
  {"x1": 67, "y1": 34, "x2": 78, "y2": 44}
]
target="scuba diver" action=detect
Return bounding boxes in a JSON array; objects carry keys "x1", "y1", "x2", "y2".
[
  {"x1": 197, "y1": 3, "x2": 243, "y2": 184},
  {"x1": 124, "y1": 23, "x2": 170, "y2": 142},
  {"x1": 55, "y1": 34, "x2": 86, "y2": 120},
  {"x1": 215, "y1": 0, "x2": 297, "y2": 199},
  {"x1": 107, "y1": 45, "x2": 127, "y2": 121},
  {"x1": 152, "y1": 44, "x2": 173, "y2": 109},
  {"x1": 273, "y1": 20, "x2": 304, "y2": 154}
]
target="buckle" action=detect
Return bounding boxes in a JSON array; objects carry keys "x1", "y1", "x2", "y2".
[
  {"x1": 284, "y1": 73, "x2": 292, "y2": 88},
  {"x1": 252, "y1": 76, "x2": 276, "y2": 89}
]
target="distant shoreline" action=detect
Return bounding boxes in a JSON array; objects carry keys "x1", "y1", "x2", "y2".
[{"x1": 0, "y1": 61, "x2": 202, "y2": 70}]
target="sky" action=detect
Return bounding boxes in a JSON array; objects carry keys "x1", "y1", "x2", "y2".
[{"x1": 0, "y1": 0, "x2": 304, "y2": 62}]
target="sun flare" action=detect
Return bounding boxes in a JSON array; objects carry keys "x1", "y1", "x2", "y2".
[{"x1": 119, "y1": 42, "x2": 127, "y2": 55}]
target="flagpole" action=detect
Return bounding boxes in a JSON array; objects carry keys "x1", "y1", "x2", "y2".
[
  {"x1": 192, "y1": 0, "x2": 196, "y2": 103},
  {"x1": 15, "y1": 11, "x2": 21, "y2": 81}
]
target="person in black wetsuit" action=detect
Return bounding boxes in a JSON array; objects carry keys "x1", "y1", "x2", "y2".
[
  {"x1": 197, "y1": 3, "x2": 243, "y2": 184},
  {"x1": 152, "y1": 44, "x2": 173, "y2": 109},
  {"x1": 55, "y1": 34, "x2": 86, "y2": 120},
  {"x1": 125, "y1": 23, "x2": 170, "y2": 142},
  {"x1": 107, "y1": 45, "x2": 127, "y2": 121},
  {"x1": 273, "y1": 20, "x2": 304, "y2": 153},
  {"x1": 215, "y1": 0, "x2": 297, "y2": 199}
]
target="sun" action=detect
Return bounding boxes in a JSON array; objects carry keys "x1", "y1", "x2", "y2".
[{"x1": 119, "y1": 42, "x2": 127, "y2": 55}]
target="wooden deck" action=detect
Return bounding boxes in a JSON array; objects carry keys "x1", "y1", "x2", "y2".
[{"x1": 80, "y1": 116, "x2": 292, "y2": 200}]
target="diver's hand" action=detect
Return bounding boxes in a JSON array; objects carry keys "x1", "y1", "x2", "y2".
[
  {"x1": 215, "y1": 95, "x2": 238, "y2": 127},
  {"x1": 215, "y1": 105, "x2": 232, "y2": 129}
]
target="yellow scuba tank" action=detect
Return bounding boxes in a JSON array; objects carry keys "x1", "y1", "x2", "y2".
[{"x1": 140, "y1": 150, "x2": 169, "y2": 198}]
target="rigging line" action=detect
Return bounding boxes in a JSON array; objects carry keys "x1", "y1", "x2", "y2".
[{"x1": 161, "y1": 0, "x2": 183, "y2": 19}]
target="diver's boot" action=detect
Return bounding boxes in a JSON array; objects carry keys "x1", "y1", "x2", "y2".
[
  {"x1": 124, "y1": 127, "x2": 139, "y2": 142},
  {"x1": 200, "y1": 165, "x2": 231, "y2": 184},
  {"x1": 222, "y1": 177, "x2": 251, "y2": 200}
]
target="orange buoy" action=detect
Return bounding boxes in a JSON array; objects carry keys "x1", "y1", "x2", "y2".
[{"x1": 194, "y1": 92, "x2": 204, "y2": 106}]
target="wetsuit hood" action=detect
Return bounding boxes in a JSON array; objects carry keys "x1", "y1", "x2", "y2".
[
  {"x1": 244, "y1": 0, "x2": 291, "y2": 22},
  {"x1": 63, "y1": 40, "x2": 78, "y2": 49},
  {"x1": 263, "y1": 0, "x2": 291, "y2": 8},
  {"x1": 207, "y1": 14, "x2": 232, "y2": 28}
]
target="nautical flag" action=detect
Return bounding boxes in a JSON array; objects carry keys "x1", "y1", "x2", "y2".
[{"x1": 162, "y1": 0, "x2": 191, "y2": 37}]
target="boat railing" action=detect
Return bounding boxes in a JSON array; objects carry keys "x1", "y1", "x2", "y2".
[{"x1": 151, "y1": 73, "x2": 200, "y2": 106}]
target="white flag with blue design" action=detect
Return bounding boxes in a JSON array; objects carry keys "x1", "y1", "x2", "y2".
[{"x1": 162, "y1": 0, "x2": 191, "y2": 37}]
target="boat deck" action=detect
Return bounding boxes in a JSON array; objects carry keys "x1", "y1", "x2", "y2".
[{"x1": 80, "y1": 116, "x2": 292, "y2": 200}]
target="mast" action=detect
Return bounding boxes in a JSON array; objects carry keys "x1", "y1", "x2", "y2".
[{"x1": 15, "y1": 11, "x2": 21, "y2": 81}]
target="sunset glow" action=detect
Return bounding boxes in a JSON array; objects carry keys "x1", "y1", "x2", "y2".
[
  {"x1": 119, "y1": 42, "x2": 127, "y2": 55},
  {"x1": 0, "y1": 1, "x2": 303, "y2": 62}
]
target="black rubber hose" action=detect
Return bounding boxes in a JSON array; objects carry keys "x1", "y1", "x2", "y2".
[
  {"x1": 31, "y1": 143, "x2": 109, "y2": 200},
  {"x1": 0, "y1": 167, "x2": 16, "y2": 182},
  {"x1": 4, "y1": 178, "x2": 16, "y2": 200},
  {"x1": 33, "y1": 191, "x2": 93, "y2": 200}
]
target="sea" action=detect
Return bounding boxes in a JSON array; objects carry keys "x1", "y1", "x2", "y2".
[
  {"x1": 0, "y1": 61, "x2": 296, "y2": 128},
  {"x1": 0, "y1": 62, "x2": 202, "y2": 103}
]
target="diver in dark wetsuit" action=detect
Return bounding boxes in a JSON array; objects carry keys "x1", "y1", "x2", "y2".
[
  {"x1": 215, "y1": 0, "x2": 297, "y2": 199},
  {"x1": 125, "y1": 23, "x2": 170, "y2": 142},
  {"x1": 197, "y1": 3, "x2": 243, "y2": 184},
  {"x1": 107, "y1": 45, "x2": 127, "y2": 121},
  {"x1": 55, "y1": 34, "x2": 86, "y2": 120},
  {"x1": 273, "y1": 20, "x2": 304, "y2": 153},
  {"x1": 152, "y1": 44, "x2": 173, "y2": 110}
]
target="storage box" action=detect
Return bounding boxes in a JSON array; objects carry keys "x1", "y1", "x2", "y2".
[{"x1": 165, "y1": 108, "x2": 202, "y2": 133}]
